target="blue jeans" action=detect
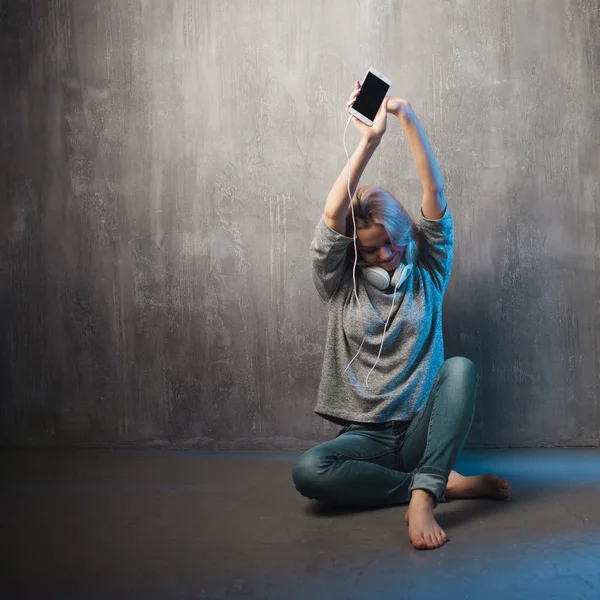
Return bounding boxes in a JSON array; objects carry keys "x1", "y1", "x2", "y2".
[{"x1": 292, "y1": 357, "x2": 477, "y2": 507}]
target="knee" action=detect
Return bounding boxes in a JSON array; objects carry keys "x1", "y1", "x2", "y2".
[
  {"x1": 439, "y1": 357, "x2": 478, "y2": 409},
  {"x1": 441, "y1": 356, "x2": 477, "y2": 384},
  {"x1": 292, "y1": 449, "x2": 329, "y2": 500}
]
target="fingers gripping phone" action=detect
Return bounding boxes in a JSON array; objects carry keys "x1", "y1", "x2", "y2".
[{"x1": 349, "y1": 68, "x2": 391, "y2": 126}]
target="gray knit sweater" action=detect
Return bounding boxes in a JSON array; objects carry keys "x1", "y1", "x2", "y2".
[{"x1": 310, "y1": 207, "x2": 454, "y2": 425}]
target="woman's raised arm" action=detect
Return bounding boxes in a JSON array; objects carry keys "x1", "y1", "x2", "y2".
[
  {"x1": 323, "y1": 83, "x2": 389, "y2": 234},
  {"x1": 387, "y1": 97, "x2": 447, "y2": 221}
]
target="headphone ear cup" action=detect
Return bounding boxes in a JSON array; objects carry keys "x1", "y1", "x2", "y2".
[
  {"x1": 391, "y1": 263, "x2": 413, "y2": 288},
  {"x1": 361, "y1": 267, "x2": 390, "y2": 290},
  {"x1": 390, "y1": 266, "x2": 403, "y2": 287}
]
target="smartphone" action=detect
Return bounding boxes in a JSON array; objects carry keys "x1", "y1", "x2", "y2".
[{"x1": 349, "y1": 68, "x2": 391, "y2": 126}]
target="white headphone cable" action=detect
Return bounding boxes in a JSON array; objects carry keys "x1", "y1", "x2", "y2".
[
  {"x1": 343, "y1": 113, "x2": 360, "y2": 309},
  {"x1": 365, "y1": 276, "x2": 402, "y2": 389},
  {"x1": 342, "y1": 112, "x2": 369, "y2": 378}
]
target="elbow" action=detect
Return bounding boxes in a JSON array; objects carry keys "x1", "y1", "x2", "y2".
[
  {"x1": 424, "y1": 182, "x2": 444, "y2": 196},
  {"x1": 322, "y1": 212, "x2": 347, "y2": 236}
]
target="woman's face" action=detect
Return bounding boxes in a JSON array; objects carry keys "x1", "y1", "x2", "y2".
[{"x1": 356, "y1": 223, "x2": 405, "y2": 273}]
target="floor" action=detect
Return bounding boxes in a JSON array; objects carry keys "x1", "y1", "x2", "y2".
[{"x1": 2, "y1": 448, "x2": 600, "y2": 599}]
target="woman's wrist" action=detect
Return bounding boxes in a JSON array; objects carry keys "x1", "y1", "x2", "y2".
[
  {"x1": 388, "y1": 97, "x2": 416, "y2": 123},
  {"x1": 358, "y1": 136, "x2": 381, "y2": 152},
  {"x1": 398, "y1": 107, "x2": 416, "y2": 125}
]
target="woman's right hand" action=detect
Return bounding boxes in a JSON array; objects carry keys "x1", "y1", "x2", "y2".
[{"x1": 346, "y1": 81, "x2": 388, "y2": 145}]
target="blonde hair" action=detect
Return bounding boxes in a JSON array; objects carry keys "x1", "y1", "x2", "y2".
[{"x1": 345, "y1": 186, "x2": 420, "y2": 266}]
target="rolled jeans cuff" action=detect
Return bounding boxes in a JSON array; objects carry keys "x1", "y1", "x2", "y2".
[{"x1": 409, "y1": 470, "x2": 447, "y2": 506}]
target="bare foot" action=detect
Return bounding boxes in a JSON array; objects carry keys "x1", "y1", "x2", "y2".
[
  {"x1": 445, "y1": 470, "x2": 511, "y2": 501},
  {"x1": 404, "y1": 489, "x2": 448, "y2": 550}
]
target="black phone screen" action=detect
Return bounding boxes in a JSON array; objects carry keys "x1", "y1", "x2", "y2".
[{"x1": 352, "y1": 72, "x2": 390, "y2": 121}]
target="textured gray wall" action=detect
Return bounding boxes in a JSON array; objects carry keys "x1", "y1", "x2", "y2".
[{"x1": 1, "y1": 0, "x2": 599, "y2": 449}]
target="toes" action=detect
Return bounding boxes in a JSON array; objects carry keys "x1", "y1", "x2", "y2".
[
  {"x1": 412, "y1": 536, "x2": 427, "y2": 550},
  {"x1": 437, "y1": 531, "x2": 448, "y2": 546},
  {"x1": 491, "y1": 475, "x2": 509, "y2": 489},
  {"x1": 496, "y1": 477, "x2": 511, "y2": 499},
  {"x1": 411, "y1": 531, "x2": 448, "y2": 550}
]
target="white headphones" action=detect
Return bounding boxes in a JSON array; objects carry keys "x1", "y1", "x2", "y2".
[
  {"x1": 361, "y1": 263, "x2": 413, "y2": 290},
  {"x1": 360, "y1": 239, "x2": 416, "y2": 290},
  {"x1": 345, "y1": 259, "x2": 414, "y2": 386}
]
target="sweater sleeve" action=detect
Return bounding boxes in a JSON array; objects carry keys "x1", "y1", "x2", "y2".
[
  {"x1": 310, "y1": 217, "x2": 354, "y2": 302},
  {"x1": 416, "y1": 206, "x2": 454, "y2": 291}
]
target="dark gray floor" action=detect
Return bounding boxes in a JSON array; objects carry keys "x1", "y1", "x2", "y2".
[{"x1": 2, "y1": 448, "x2": 600, "y2": 599}]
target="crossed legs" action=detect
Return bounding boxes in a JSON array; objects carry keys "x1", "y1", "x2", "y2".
[{"x1": 292, "y1": 357, "x2": 511, "y2": 550}]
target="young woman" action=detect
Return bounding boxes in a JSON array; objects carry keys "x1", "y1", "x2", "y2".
[{"x1": 292, "y1": 82, "x2": 510, "y2": 551}]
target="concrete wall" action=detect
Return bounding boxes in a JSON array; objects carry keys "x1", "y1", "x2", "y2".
[{"x1": 1, "y1": 0, "x2": 599, "y2": 449}]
